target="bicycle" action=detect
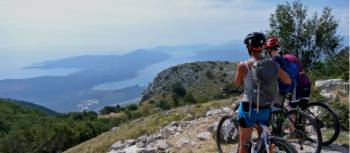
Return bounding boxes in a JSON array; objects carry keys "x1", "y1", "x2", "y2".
[
  {"x1": 216, "y1": 88, "x2": 297, "y2": 153},
  {"x1": 267, "y1": 94, "x2": 323, "y2": 153}
]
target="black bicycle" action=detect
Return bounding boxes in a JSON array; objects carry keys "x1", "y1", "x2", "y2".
[
  {"x1": 268, "y1": 95, "x2": 323, "y2": 153},
  {"x1": 216, "y1": 88, "x2": 297, "y2": 153}
]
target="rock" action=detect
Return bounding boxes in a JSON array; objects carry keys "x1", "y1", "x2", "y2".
[
  {"x1": 315, "y1": 79, "x2": 343, "y2": 89},
  {"x1": 170, "y1": 121, "x2": 179, "y2": 127},
  {"x1": 205, "y1": 108, "x2": 223, "y2": 116},
  {"x1": 207, "y1": 122, "x2": 218, "y2": 134},
  {"x1": 111, "y1": 141, "x2": 125, "y2": 150},
  {"x1": 111, "y1": 127, "x2": 119, "y2": 131},
  {"x1": 136, "y1": 135, "x2": 148, "y2": 143},
  {"x1": 123, "y1": 145, "x2": 138, "y2": 153},
  {"x1": 222, "y1": 107, "x2": 233, "y2": 113},
  {"x1": 137, "y1": 147, "x2": 156, "y2": 153},
  {"x1": 176, "y1": 137, "x2": 193, "y2": 147},
  {"x1": 155, "y1": 140, "x2": 170, "y2": 150},
  {"x1": 197, "y1": 131, "x2": 212, "y2": 141},
  {"x1": 315, "y1": 79, "x2": 349, "y2": 100},
  {"x1": 126, "y1": 139, "x2": 136, "y2": 147},
  {"x1": 136, "y1": 142, "x2": 146, "y2": 148}
]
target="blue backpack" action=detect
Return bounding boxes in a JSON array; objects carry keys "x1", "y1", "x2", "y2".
[{"x1": 273, "y1": 56, "x2": 298, "y2": 94}]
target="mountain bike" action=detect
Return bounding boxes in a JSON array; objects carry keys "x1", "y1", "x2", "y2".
[
  {"x1": 268, "y1": 95, "x2": 323, "y2": 153},
  {"x1": 216, "y1": 88, "x2": 297, "y2": 153},
  {"x1": 290, "y1": 97, "x2": 341, "y2": 145}
]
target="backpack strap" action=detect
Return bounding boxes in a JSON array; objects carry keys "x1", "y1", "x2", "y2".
[{"x1": 243, "y1": 61, "x2": 253, "y2": 116}]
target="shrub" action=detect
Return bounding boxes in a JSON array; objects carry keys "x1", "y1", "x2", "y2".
[
  {"x1": 156, "y1": 100, "x2": 171, "y2": 110},
  {"x1": 184, "y1": 92, "x2": 197, "y2": 104}
]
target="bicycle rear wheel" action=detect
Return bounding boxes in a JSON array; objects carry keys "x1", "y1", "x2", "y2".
[
  {"x1": 216, "y1": 116, "x2": 239, "y2": 153},
  {"x1": 282, "y1": 109, "x2": 322, "y2": 153},
  {"x1": 304, "y1": 102, "x2": 341, "y2": 145}
]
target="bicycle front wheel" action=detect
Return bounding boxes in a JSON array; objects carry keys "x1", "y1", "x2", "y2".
[
  {"x1": 216, "y1": 115, "x2": 239, "y2": 153},
  {"x1": 283, "y1": 109, "x2": 322, "y2": 153},
  {"x1": 258, "y1": 137, "x2": 298, "y2": 153},
  {"x1": 304, "y1": 102, "x2": 341, "y2": 145}
]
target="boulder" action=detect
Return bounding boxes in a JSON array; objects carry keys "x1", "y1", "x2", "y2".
[
  {"x1": 205, "y1": 108, "x2": 223, "y2": 117},
  {"x1": 207, "y1": 122, "x2": 219, "y2": 135},
  {"x1": 126, "y1": 139, "x2": 136, "y2": 147},
  {"x1": 155, "y1": 140, "x2": 170, "y2": 150},
  {"x1": 111, "y1": 141, "x2": 125, "y2": 150},
  {"x1": 197, "y1": 131, "x2": 212, "y2": 141}
]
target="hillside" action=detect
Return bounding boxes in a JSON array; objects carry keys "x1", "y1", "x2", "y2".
[
  {"x1": 0, "y1": 98, "x2": 58, "y2": 115},
  {"x1": 0, "y1": 99, "x2": 120, "y2": 153},
  {"x1": 142, "y1": 61, "x2": 237, "y2": 103}
]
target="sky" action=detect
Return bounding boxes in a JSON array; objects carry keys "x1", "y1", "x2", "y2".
[{"x1": 0, "y1": 0, "x2": 349, "y2": 78}]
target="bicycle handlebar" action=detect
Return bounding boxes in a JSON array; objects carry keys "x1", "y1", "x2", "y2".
[{"x1": 220, "y1": 88, "x2": 243, "y2": 94}]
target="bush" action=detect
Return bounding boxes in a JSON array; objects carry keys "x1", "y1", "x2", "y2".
[
  {"x1": 156, "y1": 100, "x2": 171, "y2": 110},
  {"x1": 126, "y1": 104, "x2": 138, "y2": 111},
  {"x1": 183, "y1": 92, "x2": 197, "y2": 104}
]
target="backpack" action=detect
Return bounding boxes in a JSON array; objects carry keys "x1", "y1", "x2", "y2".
[
  {"x1": 272, "y1": 56, "x2": 298, "y2": 95},
  {"x1": 250, "y1": 58, "x2": 279, "y2": 108}
]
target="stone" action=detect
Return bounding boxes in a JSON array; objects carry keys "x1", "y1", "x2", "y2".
[
  {"x1": 176, "y1": 137, "x2": 193, "y2": 147},
  {"x1": 126, "y1": 139, "x2": 136, "y2": 147},
  {"x1": 136, "y1": 142, "x2": 146, "y2": 148},
  {"x1": 123, "y1": 145, "x2": 138, "y2": 153},
  {"x1": 137, "y1": 147, "x2": 156, "y2": 153},
  {"x1": 155, "y1": 140, "x2": 170, "y2": 150},
  {"x1": 222, "y1": 107, "x2": 233, "y2": 113},
  {"x1": 111, "y1": 141, "x2": 125, "y2": 150},
  {"x1": 207, "y1": 122, "x2": 218, "y2": 134},
  {"x1": 197, "y1": 131, "x2": 212, "y2": 141},
  {"x1": 205, "y1": 108, "x2": 223, "y2": 117},
  {"x1": 170, "y1": 121, "x2": 179, "y2": 127},
  {"x1": 111, "y1": 127, "x2": 119, "y2": 131}
]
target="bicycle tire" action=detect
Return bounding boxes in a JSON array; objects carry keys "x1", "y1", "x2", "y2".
[
  {"x1": 258, "y1": 137, "x2": 298, "y2": 153},
  {"x1": 284, "y1": 109, "x2": 322, "y2": 153},
  {"x1": 304, "y1": 102, "x2": 341, "y2": 145},
  {"x1": 216, "y1": 115, "x2": 239, "y2": 153}
]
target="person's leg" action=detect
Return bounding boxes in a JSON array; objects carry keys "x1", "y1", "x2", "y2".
[{"x1": 239, "y1": 126, "x2": 253, "y2": 153}]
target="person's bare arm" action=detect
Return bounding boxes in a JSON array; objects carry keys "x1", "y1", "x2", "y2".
[
  {"x1": 278, "y1": 68, "x2": 291, "y2": 84},
  {"x1": 234, "y1": 62, "x2": 247, "y2": 87}
]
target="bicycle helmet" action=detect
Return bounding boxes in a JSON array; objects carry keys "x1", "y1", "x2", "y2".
[
  {"x1": 266, "y1": 37, "x2": 280, "y2": 49},
  {"x1": 243, "y1": 32, "x2": 266, "y2": 52}
]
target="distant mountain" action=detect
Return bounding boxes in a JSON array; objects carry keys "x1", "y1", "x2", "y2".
[
  {"x1": 0, "y1": 50, "x2": 169, "y2": 112},
  {"x1": 0, "y1": 40, "x2": 247, "y2": 113}
]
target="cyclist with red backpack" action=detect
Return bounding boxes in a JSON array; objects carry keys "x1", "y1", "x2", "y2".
[{"x1": 265, "y1": 37, "x2": 312, "y2": 106}]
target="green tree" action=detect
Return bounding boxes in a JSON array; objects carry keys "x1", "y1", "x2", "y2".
[
  {"x1": 99, "y1": 106, "x2": 117, "y2": 115},
  {"x1": 269, "y1": 1, "x2": 342, "y2": 71},
  {"x1": 171, "y1": 82, "x2": 187, "y2": 97}
]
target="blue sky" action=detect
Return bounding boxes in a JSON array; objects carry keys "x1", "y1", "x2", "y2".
[{"x1": 0, "y1": 0, "x2": 348, "y2": 70}]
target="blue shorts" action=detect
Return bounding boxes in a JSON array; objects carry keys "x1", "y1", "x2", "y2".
[{"x1": 237, "y1": 102, "x2": 271, "y2": 128}]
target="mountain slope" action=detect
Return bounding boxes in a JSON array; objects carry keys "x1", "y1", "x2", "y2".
[
  {"x1": 0, "y1": 98, "x2": 58, "y2": 115},
  {"x1": 142, "y1": 61, "x2": 237, "y2": 102}
]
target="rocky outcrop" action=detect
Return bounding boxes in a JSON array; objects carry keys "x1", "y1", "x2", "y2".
[{"x1": 315, "y1": 79, "x2": 349, "y2": 101}]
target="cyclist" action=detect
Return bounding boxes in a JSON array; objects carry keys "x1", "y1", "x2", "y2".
[
  {"x1": 234, "y1": 32, "x2": 291, "y2": 153},
  {"x1": 265, "y1": 37, "x2": 312, "y2": 106}
]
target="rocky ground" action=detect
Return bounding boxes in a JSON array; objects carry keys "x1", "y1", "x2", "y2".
[{"x1": 107, "y1": 107, "x2": 349, "y2": 153}]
